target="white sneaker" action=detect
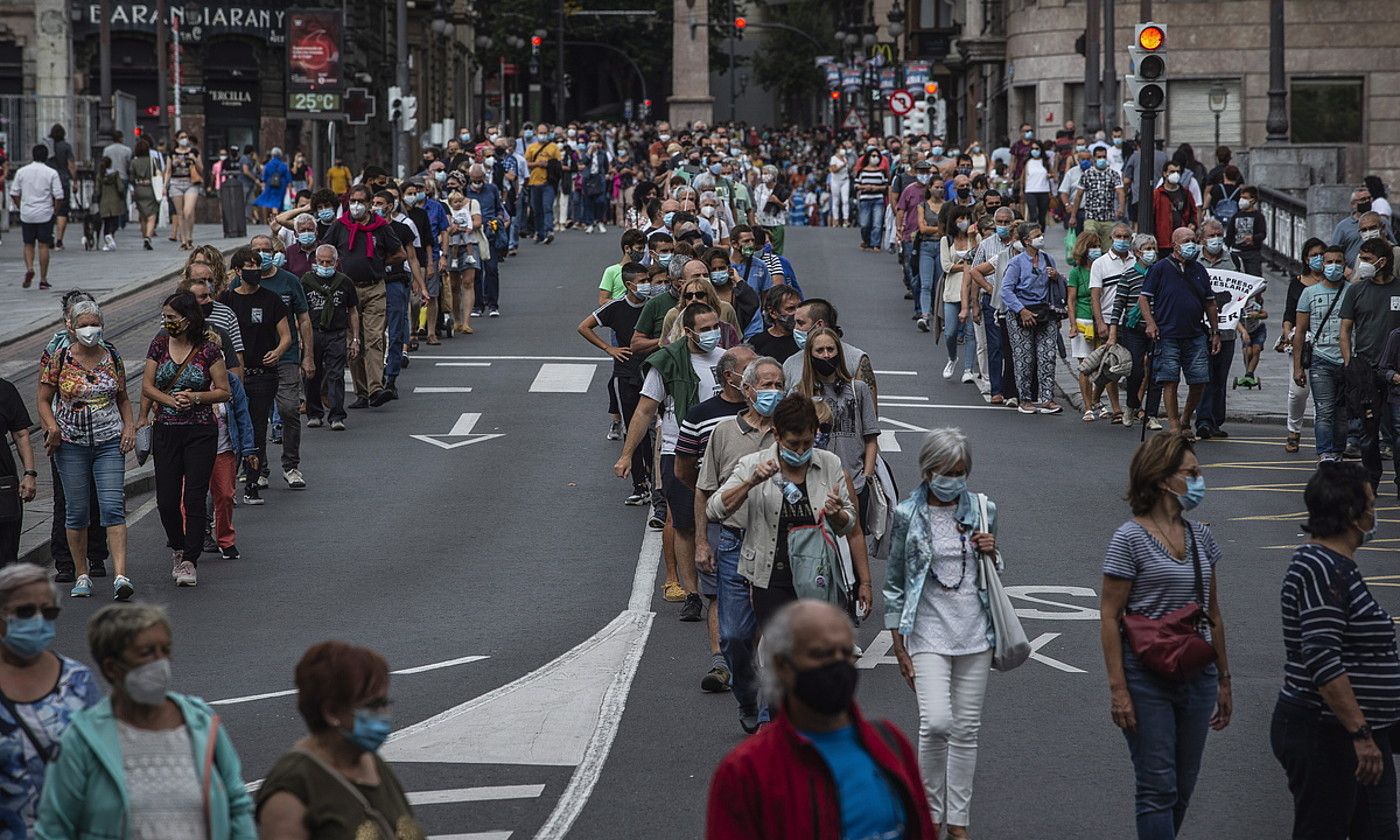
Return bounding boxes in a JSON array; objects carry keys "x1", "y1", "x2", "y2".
[
  {"x1": 174, "y1": 561, "x2": 197, "y2": 587},
  {"x1": 103, "y1": 234, "x2": 116, "y2": 250},
  {"x1": 283, "y1": 468, "x2": 306, "y2": 489},
  {"x1": 596, "y1": 223, "x2": 608, "y2": 234},
  {"x1": 961, "y1": 369, "x2": 977, "y2": 384},
  {"x1": 1147, "y1": 417, "x2": 1163, "y2": 431},
  {"x1": 942, "y1": 360, "x2": 956, "y2": 380}
]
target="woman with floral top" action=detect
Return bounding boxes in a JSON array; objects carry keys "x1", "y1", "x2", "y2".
[{"x1": 35, "y1": 300, "x2": 135, "y2": 599}]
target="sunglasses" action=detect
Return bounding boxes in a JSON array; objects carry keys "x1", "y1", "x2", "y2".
[
  {"x1": 682, "y1": 292, "x2": 708, "y2": 301},
  {"x1": 11, "y1": 605, "x2": 61, "y2": 620}
]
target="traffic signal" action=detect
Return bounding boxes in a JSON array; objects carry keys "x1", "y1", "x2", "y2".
[
  {"x1": 531, "y1": 35, "x2": 542, "y2": 56},
  {"x1": 401, "y1": 95, "x2": 418, "y2": 133},
  {"x1": 904, "y1": 99, "x2": 929, "y2": 135},
  {"x1": 734, "y1": 16, "x2": 745, "y2": 39},
  {"x1": 389, "y1": 85, "x2": 403, "y2": 128},
  {"x1": 1126, "y1": 22, "x2": 1166, "y2": 111},
  {"x1": 924, "y1": 82, "x2": 940, "y2": 97},
  {"x1": 830, "y1": 91, "x2": 840, "y2": 101}
]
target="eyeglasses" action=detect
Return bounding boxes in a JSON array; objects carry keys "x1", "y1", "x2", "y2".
[
  {"x1": 10, "y1": 605, "x2": 61, "y2": 620},
  {"x1": 682, "y1": 292, "x2": 708, "y2": 301}
]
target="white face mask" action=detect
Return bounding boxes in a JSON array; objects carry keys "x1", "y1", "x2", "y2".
[
  {"x1": 700, "y1": 205, "x2": 715, "y2": 218},
  {"x1": 1166, "y1": 172, "x2": 1182, "y2": 185},
  {"x1": 1357, "y1": 260, "x2": 1379, "y2": 281},
  {"x1": 75, "y1": 325, "x2": 103, "y2": 347},
  {"x1": 348, "y1": 202, "x2": 367, "y2": 219},
  {"x1": 1030, "y1": 236, "x2": 1045, "y2": 249}
]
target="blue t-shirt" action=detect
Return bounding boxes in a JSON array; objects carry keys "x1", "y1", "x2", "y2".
[
  {"x1": 1141, "y1": 256, "x2": 1213, "y2": 340},
  {"x1": 234, "y1": 269, "x2": 309, "y2": 363},
  {"x1": 800, "y1": 725, "x2": 906, "y2": 840}
]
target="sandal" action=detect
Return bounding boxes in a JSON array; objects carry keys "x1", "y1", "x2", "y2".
[
  {"x1": 426, "y1": 335, "x2": 441, "y2": 346},
  {"x1": 1284, "y1": 432, "x2": 1301, "y2": 453},
  {"x1": 1082, "y1": 410, "x2": 1096, "y2": 422},
  {"x1": 1111, "y1": 411, "x2": 1125, "y2": 425}
]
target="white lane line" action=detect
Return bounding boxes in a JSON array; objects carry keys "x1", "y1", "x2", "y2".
[
  {"x1": 875, "y1": 369, "x2": 918, "y2": 376},
  {"x1": 211, "y1": 655, "x2": 490, "y2": 706},
  {"x1": 430, "y1": 834, "x2": 512, "y2": 840},
  {"x1": 529, "y1": 363, "x2": 597, "y2": 393},
  {"x1": 449, "y1": 413, "x2": 483, "y2": 435},
  {"x1": 879, "y1": 416, "x2": 930, "y2": 432},
  {"x1": 434, "y1": 362, "x2": 493, "y2": 367},
  {"x1": 409, "y1": 785, "x2": 545, "y2": 805},
  {"x1": 127, "y1": 496, "x2": 160, "y2": 527},
  {"x1": 879, "y1": 395, "x2": 928, "y2": 401},
  {"x1": 877, "y1": 430, "x2": 902, "y2": 452},
  {"x1": 414, "y1": 387, "x2": 474, "y2": 393},
  {"x1": 424, "y1": 355, "x2": 602, "y2": 362},
  {"x1": 882, "y1": 402, "x2": 1008, "y2": 411},
  {"x1": 628, "y1": 526, "x2": 664, "y2": 612}
]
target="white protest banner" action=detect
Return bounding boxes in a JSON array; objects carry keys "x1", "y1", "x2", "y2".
[{"x1": 1205, "y1": 268, "x2": 1267, "y2": 330}]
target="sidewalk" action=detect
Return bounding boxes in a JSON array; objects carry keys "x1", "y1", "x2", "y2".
[
  {"x1": 1043, "y1": 226, "x2": 1300, "y2": 428},
  {"x1": 0, "y1": 222, "x2": 246, "y2": 351}
]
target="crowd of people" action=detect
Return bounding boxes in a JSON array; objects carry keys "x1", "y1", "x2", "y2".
[{"x1": 0, "y1": 116, "x2": 1397, "y2": 840}]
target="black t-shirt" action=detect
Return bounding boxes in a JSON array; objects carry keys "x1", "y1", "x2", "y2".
[
  {"x1": 0, "y1": 377, "x2": 33, "y2": 479},
  {"x1": 322, "y1": 219, "x2": 403, "y2": 285},
  {"x1": 408, "y1": 207, "x2": 434, "y2": 266},
  {"x1": 729, "y1": 281, "x2": 760, "y2": 333},
  {"x1": 301, "y1": 271, "x2": 360, "y2": 332},
  {"x1": 219, "y1": 287, "x2": 290, "y2": 368},
  {"x1": 385, "y1": 218, "x2": 419, "y2": 282},
  {"x1": 750, "y1": 329, "x2": 801, "y2": 363},
  {"x1": 771, "y1": 481, "x2": 815, "y2": 588},
  {"x1": 594, "y1": 297, "x2": 646, "y2": 382}
]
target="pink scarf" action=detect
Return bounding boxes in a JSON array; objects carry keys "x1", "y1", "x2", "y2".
[{"x1": 339, "y1": 212, "x2": 388, "y2": 257}]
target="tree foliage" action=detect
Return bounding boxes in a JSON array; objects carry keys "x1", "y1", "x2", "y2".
[{"x1": 749, "y1": 0, "x2": 832, "y2": 117}]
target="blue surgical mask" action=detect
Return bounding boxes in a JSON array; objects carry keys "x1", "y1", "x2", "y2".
[
  {"x1": 1177, "y1": 475, "x2": 1206, "y2": 511},
  {"x1": 1178, "y1": 242, "x2": 1200, "y2": 261},
  {"x1": 1140, "y1": 250, "x2": 1158, "y2": 266},
  {"x1": 779, "y1": 446, "x2": 813, "y2": 467},
  {"x1": 1088, "y1": 247, "x2": 1103, "y2": 260},
  {"x1": 928, "y1": 474, "x2": 967, "y2": 503},
  {"x1": 1308, "y1": 254, "x2": 1325, "y2": 273},
  {"x1": 663, "y1": 212, "x2": 676, "y2": 227},
  {"x1": 710, "y1": 270, "x2": 730, "y2": 285},
  {"x1": 1079, "y1": 159, "x2": 1091, "y2": 171},
  {"x1": 635, "y1": 283, "x2": 654, "y2": 298},
  {"x1": 709, "y1": 163, "x2": 723, "y2": 175},
  {"x1": 313, "y1": 264, "x2": 336, "y2": 278},
  {"x1": 316, "y1": 208, "x2": 334, "y2": 223},
  {"x1": 1205, "y1": 236, "x2": 1225, "y2": 254},
  {"x1": 1359, "y1": 514, "x2": 1378, "y2": 545},
  {"x1": 1112, "y1": 238, "x2": 1131, "y2": 254},
  {"x1": 258, "y1": 251, "x2": 275, "y2": 269},
  {"x1": 1324, "y1": 263, "x2": 1345, "y2": 282},
  {"x1": 657, "y1": 253, "x2": 674, "y2": 266},
  {"x1": 296, "y1": 231, "x2": 317, "y2": 247},
  {"x1": 1030, "y1": 149, "x2": 1042, "y2": 158},
  {"x1": 272, "y1": 252, "x2": 286, "y2": 268},
  {"x1": 793, "y1": 328, "x2": 808, "y2": 349},
  {"x1": 342, "y1": 709, "x2": 393, "y2": 753},
  {"x1": 2, "y1": 615, "x2": 55, "y2": 659},
  {"x1": 916, "y1": 174, "x2": 931, "y2": 185},
  {"x1": 1094, "y1": 158, "x2": 1109, "y2": 170},
  {"x1": 931, "y1": 146, "x2": 944, "y2": 157},
  {"x1": 694, "y1": 328, "x2": 722, "y2": 352},
  {"x1": 752, "y1": 389, "x2": 782, "y2": 417},
  {"x1": 996, "y1": 225, "x2": 1010, "y2": 239}
]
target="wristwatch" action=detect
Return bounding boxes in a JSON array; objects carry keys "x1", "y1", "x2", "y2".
[
  {"x1": 22, "y1": 470, "x2": 37, "y2": 478},
  {"x1": 1351, "y1": 723, "x2": 1374, "y2": 742}
]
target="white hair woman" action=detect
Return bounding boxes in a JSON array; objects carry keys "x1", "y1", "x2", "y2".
[
  {"x1": 0, "y1": 564, "x2": 101, "y2": 833},
  {"x1": 882, "y1": 427, "x2": 999, "y2": 840}
]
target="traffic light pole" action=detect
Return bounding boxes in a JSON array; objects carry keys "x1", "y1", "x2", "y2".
[
  {"x1": 396, "y1": 0, "x2": 409, "y2": 179},
  {"x1": 1137, "y1": 108, "x2": 1156, "y2": 244},
  {"x1": 728, "y1": 0, "x2": 736, "y2": 121}
]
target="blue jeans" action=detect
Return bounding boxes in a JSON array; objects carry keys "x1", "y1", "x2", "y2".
[
  {"x1": 917, "y1": 239, "x2": 941, "y2": 318},
  {"x1": 510, "y1": 190, "x2": 524, "y2": 247},
  {"x1": 1122, "y1": 657, "x2": 1218, "y2": 840},
  {"x1": 712, "y1": 524, "x2": 757, "y2": 712},
  {"x1": 55, "y1": 437, "x2": 126, "y2": 528},
  {"x1": 857, "y1": 199, "x2": 884, "y2": 249},
  {"x1": 981, "y1": 295, "x2": 1004, "y2": 397},
  {"x1": 529, "y1": 184, "x2": 555, "y2": 239},
  {"x1": 384, "y1": 280, "x2": 410, "y2": 378},
  {"x1": 943, "y1": 302, "x2": 977, "y2": 369},
  {"x1": 1308, "y1": 359, "x2": 1346, "y2": 458}
]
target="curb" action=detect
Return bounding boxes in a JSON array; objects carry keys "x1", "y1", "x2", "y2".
[{"x1": 18, "y1": 465, "x2": 155, "y2": 568}]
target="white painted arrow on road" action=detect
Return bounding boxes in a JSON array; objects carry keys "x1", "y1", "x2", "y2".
[{"x1": 411, "y1": 412, "x2": 507, "y2": 450}]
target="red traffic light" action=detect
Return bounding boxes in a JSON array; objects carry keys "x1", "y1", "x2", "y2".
[
  {"x1": 924, "y1": 82, "x2": 940, "y2": 96},
  {"x1": 830, "y1": 91, "x2": 840, "y2": 100},
  {"x1": 734, "y1": 16, "x2": 746, "y2": 29},
  {"x1": 642, "y1": 99, "x2": 652, "y2": 107},
  {"x1": 530, "y1": 35, "x2": 542, "y2": 47},
  {"x1": 1137, "y1": 24, "x2": 1164, "y2": 50}
]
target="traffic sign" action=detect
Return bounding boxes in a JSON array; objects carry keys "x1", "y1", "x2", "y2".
[
  {"x1": 841, "y1": 108, "x2": 865, "y2": 130},
  {"x1": 888, "y1": 89, "x2": 914, "y2": 115}
]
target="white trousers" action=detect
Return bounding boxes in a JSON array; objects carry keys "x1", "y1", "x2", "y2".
[
  {"x1": 973, "y1": 318, "x2": 990, "y2": 396},
  {"x1": 912, "y1": 649, "x2": 992, "y2": 827},
  {"x1": 829, "y1": 175, "x2": 850, "y2": 223},
  {"x1": 1287, "y1": 372, "x2": 1311, "y2": 434}
]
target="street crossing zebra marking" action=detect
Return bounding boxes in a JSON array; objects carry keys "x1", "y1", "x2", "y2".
[
  {"x1": 211, "y1": 655, "x2": 490, "y2": 706},
  {"x1": 878, "y1": 430, "x2": 902, "y2": 452},
  {"x1": 408, "y1": 785, "x2": 545, "y2": 805},
  {"x1": 415, "y1": 387, "x2": 474, "y2": 394},
  {"x1": 429, "y1": 833, "x2": 512, "y2": 840},
  {"x1": 529, "y1": 363, "x2": 597, "y2": 393},
  {"x1": 435, "y1": 362, "x2": 494, "y2": 367}
]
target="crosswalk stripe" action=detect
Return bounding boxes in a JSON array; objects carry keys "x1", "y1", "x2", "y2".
[
  {"x1": 878, "y1": 430, "x2": 902, "y2": 452},
  {"x1": 408, "y1": 784, "x2": 545, "y2": 805},
  {"x1": 875, "y1": 369, "x2": 919, "y2": 376},
  {"x1": 435, "y1": 362, "x2": 494, "y2": 367},
  {"x1": 429, "y1": 833, "x2": 512, "y2": 840},
  {"x1": 529, "y1": 363, "x2": 597, "y2": 393},
  {"x1": 879, "y1": 395, "x2": 928, "y2": 401},
  {"x1": 414, "y1": 387, "x2": 474, "y2": 393}
]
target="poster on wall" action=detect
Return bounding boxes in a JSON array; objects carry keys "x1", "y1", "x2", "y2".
[{"x1": 287, "y1": 9, "x2": 344, "y2": 91}]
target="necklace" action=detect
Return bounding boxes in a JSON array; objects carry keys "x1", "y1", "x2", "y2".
[{"x1": 925, "y1": 506, "x2": 969, "y2": 591}]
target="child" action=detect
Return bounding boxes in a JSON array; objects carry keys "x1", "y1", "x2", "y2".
[
  {"x1": 1235, "y1": 291, "x2": 1268, "y2": 388},
  {"x1": 210, "y1": 372, "x2": 255, "y2": 560}
]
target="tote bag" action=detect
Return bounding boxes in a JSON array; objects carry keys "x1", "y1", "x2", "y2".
[{"x1": 976, "y1": 493, "x2": 1031, "y2": 671}]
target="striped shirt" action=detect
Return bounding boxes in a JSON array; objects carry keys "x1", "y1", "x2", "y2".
[
  {"x1": 1278, "y1": 544, "x2": 1400, "y2": 724},
  {"x1": 675, "y1": 394, "x2": 746, "y2": 469},
  {"x1": 853, "y1": 163, "x2": 890, "y2": 201},
  {"x1": 1103, "y1": 520, "x2": 1219, "y2": 643},
  {"x1": 207, "y1": 300, "x2": 245, "y2": 355},
  {"x1": 1107, "y1": 266, "x2": 1147, "y2": 326}
]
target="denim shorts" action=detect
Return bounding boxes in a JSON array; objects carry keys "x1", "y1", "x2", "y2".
[
  {"x1": 1153, "y1": 334, "x2": 1210, "y2": 385},
  {"x1": 54, "y1": 437, "x2": 126, "y2": 528}
]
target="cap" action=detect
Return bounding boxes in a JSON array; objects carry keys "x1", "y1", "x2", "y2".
[{"x1": 913, "y1": 159, "x2": 934, "y2": 172}]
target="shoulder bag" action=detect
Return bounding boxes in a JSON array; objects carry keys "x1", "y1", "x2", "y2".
[
  {"x1": 1298, "y1": 285, "x2": 1343, "y2": 370},
  {"x1": 0, "y1": 689, "x2": 58, "y2": 761},
  {"x1": 787, "y1": 510, "x2": 845, "y2": 605},
  {"x1": 1120, "y1": 525, "x2": 1218, "y2": 682},
  {"x1": 293, "y1": 747, "x2": 398, "y2": 840},
  {"x1": 138, "y1": 344, "x2": 197, "y2": 465},
  {"x1": 975, "y1": 493, "x2": 1031, "y2": 671}
]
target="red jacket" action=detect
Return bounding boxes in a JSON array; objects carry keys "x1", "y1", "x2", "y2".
[
  {"x1": 1152, "y1": 184, "x2": 1198, "y2": 250},
  {"x1": 705, "y1": 703, "x2": 938, "y2": 840}
]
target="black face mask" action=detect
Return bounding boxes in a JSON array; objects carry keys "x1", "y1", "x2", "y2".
[
  {"x1": 776, "y1": 314, "x2": 795, "y2": 331},
  {"x1": 957, "y1": 187, "x2": 971, "y2": 199},
  {"x1": 1358, "y1": 202, "x2": 1372, "y2": 214},
  {"x1": 199, "y1": 302, "x2": 214, "y2": 317},
  {"x1": 812, "y1": 356, "x2": 839, "y2": 377},
  {"x1": 240, "y1": 269, "x2": 261, "y2": 287},
  {"x1": 790, "y1": 659, "x2": 859, "y2": 715}
]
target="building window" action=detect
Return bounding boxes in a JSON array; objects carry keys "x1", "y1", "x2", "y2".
[
  {"x1": 0, "y1": 41, "x2": 21, "y2": 97},
  {"x1": 1167, "y1": 79, "x2": 1243, "y2": 149},
  {"x1": 1063, "y1": 83, "x2": 1082, "y2": 130},
  {"x1": 1290, "y1": 77, "x2": 1363, "y2": 144},
  {"x1": 1013, "y1": 84, "x2": 1036, "y2": 133}
]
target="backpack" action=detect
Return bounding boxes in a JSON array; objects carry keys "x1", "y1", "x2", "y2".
[
  {"x1": 1212, "y1": 185, "x2": 1241, "y2": 225},
  {"x1": 267, "y1": 164, "x2": 283, "y2": 190}
]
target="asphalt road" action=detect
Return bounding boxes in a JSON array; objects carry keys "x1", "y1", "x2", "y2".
[{"x1": 10, "y1": 225, "x2": 1383, "y2": 839}]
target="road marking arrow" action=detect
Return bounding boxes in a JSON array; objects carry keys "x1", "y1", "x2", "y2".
[{"x1": 410, "y1": 412, "x2": 506, "y2": 450}]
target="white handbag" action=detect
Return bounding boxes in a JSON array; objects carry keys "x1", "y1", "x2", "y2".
[{"x1": 976, "y1": 493, "x2": 1031, "y2": 671}]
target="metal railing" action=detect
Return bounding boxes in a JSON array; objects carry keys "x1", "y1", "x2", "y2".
[{"x1": 1258, "y1": 185, "x2": 1307, "y2": 279}]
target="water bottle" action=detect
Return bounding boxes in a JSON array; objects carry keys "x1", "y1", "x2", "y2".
[{"x1": 771, "y1": 475, "x2": 803, "y2": 505}]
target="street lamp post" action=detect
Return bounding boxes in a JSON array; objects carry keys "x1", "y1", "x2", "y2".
[
  {"x1": 1208, "y1": 83, "x2": 1228, "y2": 149},
  {"x1": 1265, "y1": 0, "x2": 1288, "y2": 142},
  {"x1": 96, "y1": 0, "x2": 114, "y2": 147}
]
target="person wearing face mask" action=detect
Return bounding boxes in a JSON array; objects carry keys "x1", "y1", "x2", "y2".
[
  {"x1": 1292, "y1": 245, "x2": 1351, "y2": 462},
  {"x1": 706, "y1": 599, "x2": 936, "y2": 839},
  {"x1": 1341, "y1": 239, "x2": 1400, "y2": 492},
  {"x1": 852, "y1": 147, "x2": 890, "y2": 252},
  {"x1": 252, "y1": 146, "x2": 291, "y2": 228},
  {"x1": 702, "y1": 246, "x2": 760, "y2": 336},
  {"x1": 967, "y1": 207, "x2": 1020, "y2": 404},
  {"x1": 884, "y1": 428, "x2": 999, "y2": 840},
  {"x1": 525, "y1": 123, "x2": 562, "y2": 244},
  {"x1": 442, "y1": 191, "x2": 482, "y2": 338},
  {"x1": 750, "y1": 285, "x2": 802, "y2": 363},
  {"x1": 1071, "y1": 147, "x2": 1126, "y2": 249},
  {"x1": 139, "y1": 292, "x2": 231, "y2": 588},
  {"x1": 1221, "y1": 184, "x2": 1267, "y2": 278},
  {"x1": 1193, "y1": 220, "x2": 1245, "y2": 442},
  {"x1": 827, "y1": 144, "x2": 851, "y2": 228},
  {"x1": 1151, "y1": 162, "x2": 1199, "y2": 251},
  {"x1": 1067, "y1": 232, "x2": 1105, "y2": 418},
  {"x1": 581, "y1": 263, "x2": 654, "y2": 503},
  {"x1": 598, "y1": 229, "x2": 649, "y2": 305},
  {"x1": 630, "y1": 248, "x2": 691, "y2": 357},
  {"x1": 1106, "y1": 234, "x2": 1165, "y2": 429},
  {"x1": 162, "y1": 130, "x2": 203, "y2": 249},
  {"x1": 661, "y1": 274, "x2": 743, "y2": 346},
  {"x1": 796, "y1": 328, "x2": 880, "y2": 541},
  {"x1": 894, "y1": 160, "x2": 934, "y2": 314},
  {"x1": 300, "y1": 245, "x2": 360, "y2": 432},
  {"x1": 1100, "y1": 433, "x2": 1231, "y2": 840},
  {"x1": 36, "y1": 604, "x2": 255, "y2": 838},
  {"x1": 937, "y1": 207, "x2": 982, "y2": 384},
  {"x1": 1000, "y1": 222, "x2": 1064, "y2": 414},
  {"x1": 1137, "y1": 227, "x2": 1220, "y2": 436},
  {"x1": 730, "y1": 225, "x2": 775, "y2": 294},
  {"x1": 782, "y1": 300, "x2": 877, "y2": 402},
  {"x1": 1279, "y1": 238, "x2": 1326, "y2": 453},
  {"x1": 0, "y1": 564, "x2": 102, "y2": 834},
  {"x1": 1272, "y1": 461, "x2": 1400, "y2": 839},
  {"x1": 1018, "y1": 141, "x2": 1052, "y2": 229},
  {"x1": 1331, "y1": 188, "x2": 1378, "y2": 267},
  {"x1": 257, "y1": 641, "x2": 422, "y2": 838},
  {"x1": 465, "y1": 165, "x2": 505, "y2": 319},
  {"x1": 272, "y1": 213, "x2": 320, "y2": 277},
  {"x1": 36, "y1": 300, "x2": 136, "y2": 598}
]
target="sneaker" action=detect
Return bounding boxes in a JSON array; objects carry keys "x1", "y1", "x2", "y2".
[
  {"x1": 1004, "y1": 397, "x2": 1019, "y2": 408},
  {"x1": 220, "y1": 545, "x2": 241, "y2": 561},
  {"x1": 739, "y1": 706, "x2": 761, "y2": 734},
  {"x1": 54, "y1": 568, "x2": 76, "y2": 584},
  {"x1": 1196, "y1": 426, "x2": 1214, "y2": 440},
  {"x1": 680, "y1": 593, "x2": 703, "y2": 622},
  {"x1": 942, "y1": 360, "x2": 956, "y2": 380},
  {"x1": 87, "y1": 563, "x2": 107, "y2": 579},
  {"x1": 648, "y1": 503, "x2": 666, "y2": 530},
  {"x1": 113, "y1": 575, "x2": 134, "y2": 601},
  {"x1": 330, "y1": 420, "x2": 346, "y2": 431},
  {"x1": 257, "y1": 475, "x2": 269, "y2": 489},
  {"x1": 70, "y1": 575, "x2": 92, "y2": 598},
  {"x1": 701, "y1": 664, "x2": 732, "y2": 693},
  {"x1": 1122, "y1": 413, "x2": 1135, "y2": 428},
  {"x1": 1147, "y1": 417, "x2": 1163, "y2": 431},
  {"x1": 607, "y1": 420, "x2": 622, "y2": 441},
  {"x1": 471, "y1": 308, "x2": 484, "y2": 318},
  {"x1": 1017, "y1": 402, "x2": 1037, "y2": 414},
  {"x1": 624, "y1": 490, "x2": 648, "y2": 506},
  {"x1": 143, "y1": 238, "x2": 153, "y2": 251},
  {"x1": 1037, "y1": 402, "x2": 1063, "y2": 415},
  {"x1": 368, "y1": 388, "x2": 392, "y2": 407},
  {"x1": 543, "y1": 233, "x2": 555, "y2": 244},
  {"x1": 203, "y1": 532, "x2": 219, "y2": 554},
  {"x1": 174, "y1": 561, "x2": 197, "y2": 587},
  {"x1": 1344, "y1": 445, "x2": 1363, "y2": 460},
  {"x1": 917, "y1": 317, "x2": 929, "y2": 332},
  {"x1": 488, "y1": 307, "x2": 500, "y2": 318},
  {"x1": 284, "y1": 468, "x2": 306, "y2": 489},
  {"x1": 663, "y1": 581, "x2": 687, "y2": 602},
  {"x1": 242, "y1": 486, "x2": 265, "y2": 506},
  {"x1": 961, "y1": 369, "x2": 977, "y2": 384},
  {"x1": 348, "y1": 397, "x2": 370, "y2": 410},
  {"x1": 306, "y1": 417, "x2": 324, "y2": 428}
]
